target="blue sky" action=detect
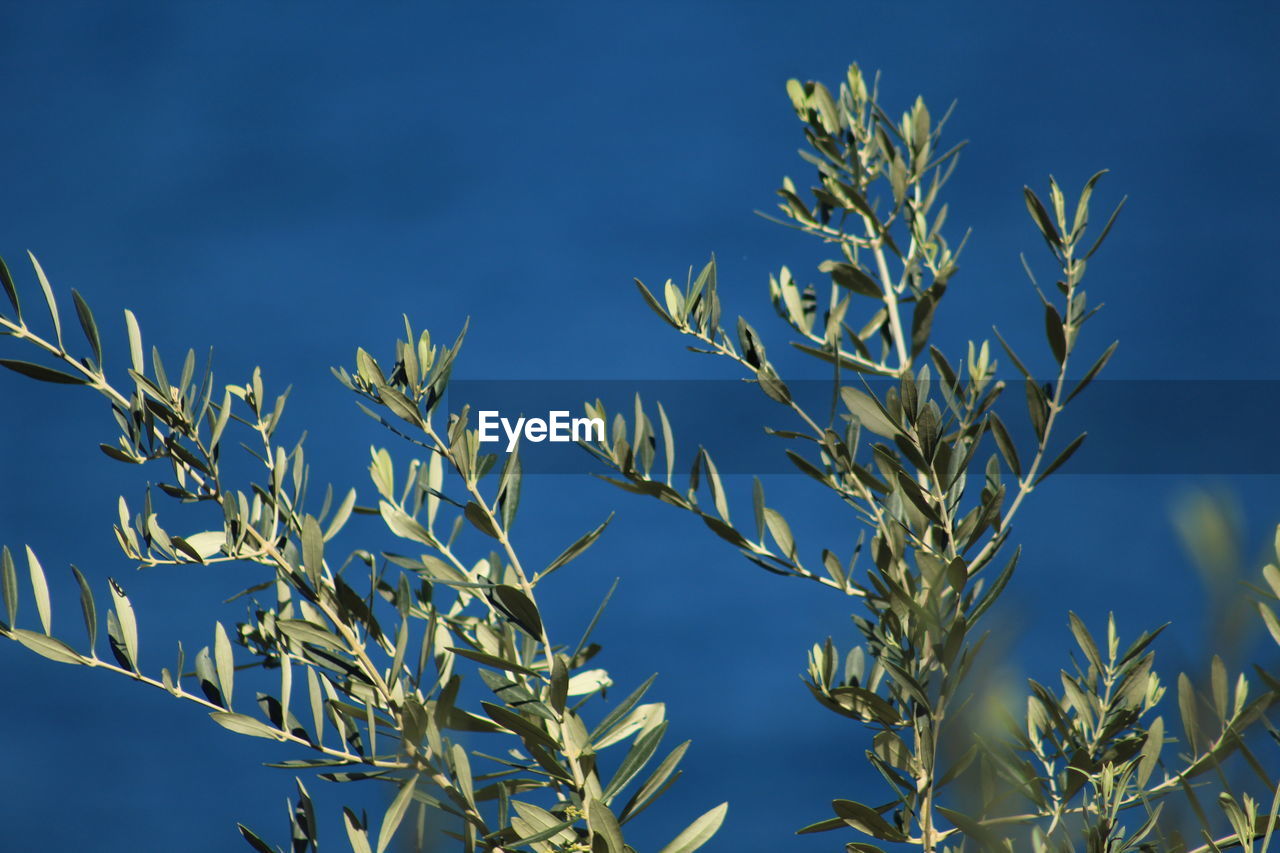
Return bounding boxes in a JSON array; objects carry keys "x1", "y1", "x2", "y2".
[{"x1": 2, "y1": 3, "x2": 1279, "y2": 851}]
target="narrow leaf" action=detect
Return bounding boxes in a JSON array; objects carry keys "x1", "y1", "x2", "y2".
[
  {"x1": 71, "y1": 565, "x2": 97, "y2": 652},
  {"x1": 209, "y1": 711, "x2": 283, "y2": 741},
  {"x1": 464, "y1": 501, "x2": 501, "y2": 539},
  {"x1": 108, "y1": 577, "x2": 138, "y2": 669},
  {"x1": 657, "y1": 802, "x2": 728, "y2": 853},
  {"x1": 301, "y1": 514, "x2": 324, "y2": 590},
  {"x1": 26, "y1": 546, "x2": 51, "y2": 635},
  {"x1": 0, "y1": 254, "x2": 19, "y2": 317},
  {"x1": 1066, "y1": 341, "x2": 1118, "y2": 403},
  {"x1": 375, "y1": 774, "x2": 419, "y2": 853},
  {"x1": 12, "y1": 628, "x2": 82, "y2": 664},
  {"x1": 1036, "y1": 433, "x2": 1087, "y2": 484},
  {"x1": 988, "y1": 414, "x2": 1021, "y2": 479},
  {"x1": 0, "y1": 358, "x2": 86, "y2": 385},
  {"x1": 541, "y1": 514, "x2": 613, "y2": 578},
  {"x1": 841, "y1": 387, "x2": 899, "y2": 438},
  {"x1": 124, "y1": 309, "x2": 144, "y2": 376},
  {"x1": 27, "y1": 252, "x2": 62, "y2": 348},
  {"x1": 214, "y1": 621, "x2": 235, "y2": 708},
  {"x1": 1138, "y1": 716, "x2": 1164, "y2": 786},
  {"x1": 490, "y1": 585, "x2": 543, "y2": 639},
  {"x1": 71, "y1": 289, "x2": 103, "y2": 367},
  {"x1": 589, "y1": 799, "x2": 626, "y2": 853},
  {"x1": 1, "y1": 546, "x2": 15, "y2": 628},
  {"x1": 343, "y1": 808, "x2": 373, "y2": 853}
]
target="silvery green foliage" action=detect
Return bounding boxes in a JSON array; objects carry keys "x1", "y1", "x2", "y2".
[
  {"x1": 582, "y1": 63, "x2": 1280, "y2": 851},
  {"x1": 0, "y1": 260, "x2": 725, "y2": 851},
  {"x1": 3, "y1": 59, "x2": 1280, "y2": 853}
]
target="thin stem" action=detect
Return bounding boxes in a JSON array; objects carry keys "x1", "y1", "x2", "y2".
[{"x1": 867, "y1": 228, "x2": 909, "y2": 373}]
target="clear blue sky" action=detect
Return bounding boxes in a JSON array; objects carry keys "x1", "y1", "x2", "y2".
[{"x1": 2, "y1": 3, "x2": 1279, "y2": 851}]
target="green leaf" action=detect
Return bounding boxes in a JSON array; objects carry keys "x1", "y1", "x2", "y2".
[
  {"x1": 896, "y1": 471, "x2": 942, "y2": 525},
  {"x1": 307, "y1": 667, "x2": 325, "y2": 745},
  {"x1": 379, "y1": 501, "x2": 435, "y2": 547},
  {"x1": 181, "y1": 531, "x2": 226, "y2": 561},
  {"x1": 445, "y1": 645, "x2": 540, "y2": 678},
  {"x1": 124, "y1": 309, "x2": 144, "y2": 375},
  {"x1": 1178, "y1": 673, "x2": 1199, "y2": 753},
  {"x1": 490, "y1": 585, "x2": 543, "y2": 639},
  {"x1": 170, "y1": 536, "x2": 204, "y2": 564},
  {"x1": 1024, "y1": 379, "x2": 1048, "y2": 442},
  {"x1": 603, "y1": 721, "x2": 668, "y2": 801},
  {"x1": 1211, "y1": 655, "x2": 1228, "y2": 719},
  {"x1": 11, "y1": 629, "x2": 82, "y2": 664},
  {"x1": 1066, "y1": 341, "x2": 1118, "y2": 403},
  {"x1": 1023, "y1": 187, "x2": 1062, "y2": 251},
  {"x1": 588, "y1": 799, "x2": 625, "y2": 853},
  {"x1": 1138, "y1": 716, "x2": 1164, "y2": 786},
  {"x1": 541, "y1": 514, "x2": 613, "y2": 579},
  {"x1": 700, "y1": 515, "x2": 750, "y2": 548},
  {"x1": 0, "y1": 358, "x2": 87, "y2": 385},
  {"x1": 590, "y1": 673, "x2": 657, "y2": 744},
  {"x1": 70, "y1": 289, "x2": 103, "y2": 367},
  {"x1": 379, "y1": 384, "x2": 423, "y2": 427},
  {"x1": 1072, "y1": 169, "x2": 1108, "y2": 239},
  {"x1": 841, "y1": 387, "x2": 899, "y2": 438},
  {"x1": 635, "y1": 279, "x2": 679, "y2": 329},
  {"x1": 1263, "y1": 561, "x2": 1280, "y2": 598},
  {"x1": 938, "y1": 805, "x2": 1003, "y2": 849},
  {"x1": 0, "y1": 254, "x2": 20, "y2": 317},
  {"x1": 1044, "y1": 304, "x2": 1066, "y2": 364},
  {"x1": 464, "y1": 501, "x2": 501, "y2": 539},
  {"x1": 301, "y1": 514, "x2": 324, "y2": 590},
  {"x1": 27, "y1": 251, "x2": 63, "y2": 348},
  {"x1": 210, "y1": 711, "x2": 282, "y2": 740},
  {"x1": 1068, "y1": 612, "x2": 1103, "y2": 674},
  {"x1": 192, "y1": 650, "x2": 217, "y2": 696},
  {"x1": 657, "y1": 802, "x2": 728, "y2": 853},
  {"x1": 763, "y1": 508, "x2": 796, "y2": 559},
  {"x1": 498, "y1": 446, "x2": 523, "y2": 530},
  {"x1": 355, "y1": 347, "x2": 385, "y2": 387},
  {"x1": 831, "y1": 799, "x2": 906, "y2": 842},
  {"x1": 511, "y1": 802, "x2": 577, "y2": 846},
  {"x1": 26, "y1": 546, "x2": 51, "y2": 635},
  {"x1": 751, "y1": 478, "x2": 766, "y2": 544},
  {"x1": 987, "y1": 414, "x2": 1021, "y2": 479},
  {"x1": 993, "y1": 326, "x2": 1032, "y2": 379},
  {"x1": 658, "y1": 401, "x2": 676, "y2": 485},
  {"x1": 620, "y1": 740, "x2": 689, "y2": 823},
  {"x1": 1084, "y1": 195, "x2": 1127, "y2": 259},
  {"x1": 236, "y1": 823, "x2": 276, "y2": 853},
  {"x1": 214, "y1": 621, "x2": 235, "y2": 708},
  {"x1": 71, "y1": 565, "x2": 97, "y2": 652},
  {"x1": 1259, "y1": 602, "x2": 1280, "y2": 648},
  {"x1": 911, "y1": 293, "x2": 937, "y2": 359},
  {"x1": 702, "y1": 450, "x2": 730, "y2": 522},
  {"x1": 480, "y1": 701, "x2": 558, "y2": 752},
  {"x1": 821, "y1": 260, "x2": 881, "y2": 298},
  {"x1": 108, "y1": 577, "x2": 138, "y2": 670},
  {"x1": 757, "y1": 369, "x2": 791, "y2": 404},
  {"x1": 451, "y1": 742, "x2": 475, "y2": 809},
  {"x1": 323, "y1": 488, "x2": 357, "y2": 541},
  {"x1": 1, "y1": 546, "x2": 15, "y2": 628},
  {"x1": 342, "y1": 808, "x2": 373, "y2": 853},
  {"x1": 277, "y1": 619, "x2": 346, "y2": 653},
  {"x1": 1036, "y1": 432, "x2": 1087, "y2": 484}
]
